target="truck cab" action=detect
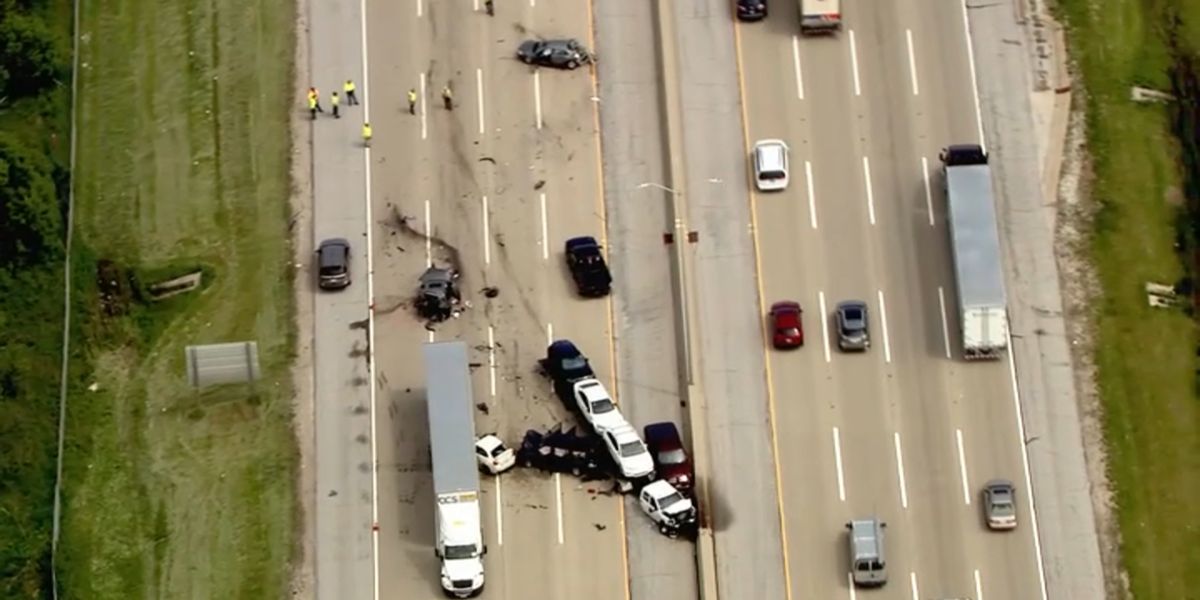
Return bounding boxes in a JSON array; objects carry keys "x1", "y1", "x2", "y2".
[
  {"x1": 435, "y1": 494, "x2": 487, "y2": 598},
  {"x1": 639, "y1": 480, "x2": 699, "y2": 539}
]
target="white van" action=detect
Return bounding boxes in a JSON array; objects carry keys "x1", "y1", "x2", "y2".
[
  {"x1": 799, "y1": 0, "x2": 842, "y2": 34},
  {"x1": 752, "y1": 139, "x2": 790, "y2": 192}
]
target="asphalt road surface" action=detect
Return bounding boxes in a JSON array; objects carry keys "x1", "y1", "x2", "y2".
[
  {"x1": 673, "y1": 0, "x2": 1049, "y2": 597},
  {"x1": 363, "y1": 0, "x2": 632, "y2": 598}
]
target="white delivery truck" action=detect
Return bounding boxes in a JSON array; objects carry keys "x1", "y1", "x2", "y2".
[
  {"x1": 424, "y1": 341, "x2": 487, "y2": 598},
  {"x1": 940, "y1": 144, "x2": 1009, "y2": 360},
  {"x1": 799, "y1": 0, "x2": 842, "y2": 34}
]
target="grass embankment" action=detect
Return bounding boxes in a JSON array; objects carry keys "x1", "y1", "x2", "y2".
[
  {"x1": 59, "y1": 0, "x2": 299, "y2": 597},
  {"x1": 1058, "y1": 0, "x2": 1200, "y2": 597}
]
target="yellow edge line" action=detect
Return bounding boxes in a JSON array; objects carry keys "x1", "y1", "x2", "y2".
[
  {"x1": 584, "y1": 0, "x2": 632, "y2": 598},
  {"x1": 730, "y1": 15, "x2": 794, "y2": 600}
]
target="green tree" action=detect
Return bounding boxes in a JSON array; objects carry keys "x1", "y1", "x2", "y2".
[
  {"x1": 0, "y1": 133, "x2": 62, "y2": 270},
  {"x1": 0, "y1": 13, "x2": 64, "y2": 99}
]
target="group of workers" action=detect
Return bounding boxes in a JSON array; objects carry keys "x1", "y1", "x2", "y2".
[{"x1": 307, "y1": 80, "x2": 456, "y2": 146}]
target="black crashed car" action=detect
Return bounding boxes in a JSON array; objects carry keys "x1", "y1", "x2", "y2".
[
  {"x1": 517, "y1": 39, "x2": 592, "y2": 69},
  {"x1": 565, "y1": 236, "x2": 612, "y2": 297}
]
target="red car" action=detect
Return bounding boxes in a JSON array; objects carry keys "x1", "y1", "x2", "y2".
[
  {"x1": 643, "y1": 422, "x2": 695, "y2": 492},
  {"x1": 770, "y1": 301, "x2": 804, "y2": 349}
]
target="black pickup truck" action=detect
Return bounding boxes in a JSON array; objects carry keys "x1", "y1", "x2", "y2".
[{"x1": 564, "y1": 236, "x2": 613, "y2": 297}]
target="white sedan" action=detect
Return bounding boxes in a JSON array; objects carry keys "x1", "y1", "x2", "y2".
[
  {"x1": 601, "y1": 423, "x2": 655, "y2": 480},
  {"x1": 572, "y1": 379, "x2": 626, "y2": 433}
]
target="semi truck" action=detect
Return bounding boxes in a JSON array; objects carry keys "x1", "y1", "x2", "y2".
[
  {"x1": 799, "y1": 0, "x2": 842, "y2": 34},
  {"x1": 424, "y1": 341, "x2": 487, "y2": 598},
  {"x1": 940, "y1": 144, "x2": 1009, "y2": 360}
]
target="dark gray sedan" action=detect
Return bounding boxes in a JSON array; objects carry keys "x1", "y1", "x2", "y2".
[
  {"x1": 517, "y1": 39, "x2": 592, "y2": 69},
  {"x1": 316, "y1": 238, "x2": 351, "y2": 290},
  {"x1": 836, "y1": 300, "x2": 871, "y2": 351}
]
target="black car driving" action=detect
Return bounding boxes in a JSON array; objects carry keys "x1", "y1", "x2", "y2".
[{"x1": 565, "y1": 236, "x2": 612, "y2": 297}]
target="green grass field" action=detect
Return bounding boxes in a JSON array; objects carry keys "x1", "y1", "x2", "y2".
[
  {"x1": 60, "y1": 0, "x2": 298, "y2": 597},
  {"x1": 1059, "y1": 0, "x2": 1200, "y2": 597}
]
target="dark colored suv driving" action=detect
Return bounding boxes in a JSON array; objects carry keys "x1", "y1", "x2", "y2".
[{"x1": 836, "y1": 300, "x2": 870, "y2": 351}]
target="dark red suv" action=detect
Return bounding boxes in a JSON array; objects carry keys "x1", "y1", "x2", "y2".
[
  {"x1": 770, "y1": 300, "x2": 804, "y2": 349},
  {"x1": 643, "y1": 422, "x2": 695, "y2": 492}
]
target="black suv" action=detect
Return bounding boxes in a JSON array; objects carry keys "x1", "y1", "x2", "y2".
[
  {"x1": 736, "y1": 0, "x2": 768, "y2": 21},
  {"x1": 517, "y1": 39, "x2": 592, "y2": 70},
  {"x1": 539, "y1": 339, "x2": 596, "y2": 401},
  {"x1": 565, "y1": 236, "x2": 612, "y2": 297},
  {"x1": 836, "y1": 300, "x2": 870, "y2": 351},
  {"x1": 316, "y1": 238, "x2": 351, "y2": 290}
]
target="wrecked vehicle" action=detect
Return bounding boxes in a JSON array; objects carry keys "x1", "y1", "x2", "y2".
[
  {"x1": 639, "y1": 479, "x2": 699, "y2": 539},
  {"x1": 416, "y1": 266, "x2": 462, "y2": 322},
  {"x1": 515, "y1": 425, "x2": 613, "y2": 481},
  {"x1": 475, "y1": 434, "x2": 516, "y2": 475}
]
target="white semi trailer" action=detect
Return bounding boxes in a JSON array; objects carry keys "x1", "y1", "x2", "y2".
[
  {"x1": 940, "y1": 144, "x2": 1009, "y2": 360},
  {"x1": 424, "y1": 341, "x2": 487, "y2": 598}
]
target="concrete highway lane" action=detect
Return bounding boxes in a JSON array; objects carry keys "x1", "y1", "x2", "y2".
[
  {"x1": 729, "y1": 0, "x2": 1047, "y2": 598},
  {"x1": 363, "y1": 0, "x2": 629, "y2": 598}
]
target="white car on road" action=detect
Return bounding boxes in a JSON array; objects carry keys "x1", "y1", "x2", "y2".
[
  {"x1": 474, "y1": 434, "x2": 515, "y2": 475},
  {"x1": 601, "y1": 423, "x2": 655, "y2": 480},
  {"x1": 572, "y1": 379, "x2": 625, "y2": 433}
]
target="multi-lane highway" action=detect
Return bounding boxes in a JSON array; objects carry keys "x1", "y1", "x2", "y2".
[{"x1": 302, "y1": 0, "x2": 1091, "y2": 597}]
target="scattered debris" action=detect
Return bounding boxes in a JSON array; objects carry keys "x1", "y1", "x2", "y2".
[
  {"x1": 148, "y1": 270, "x2": 203, "y2": 301},
  {"x1": 481, "y1": 286, "x2": 500, "y2": 298},
  {"x1": 1146, "y1": 281, "x2": 1178, "y2": 307},
  {"x1": 1131, "y1": 86, "x2": 1176, "y2": 103},
  {"x1": 476, "y1": 402, "x2": 490, "y2": 415},
  {"x1": 534, "y1": 179, "x2": 546, "y2": 190},
  {"x1": 593, "y1": 523, "x2": 607, "y2": 531},
  {"x1": 479, "y1": 156, "x2": 497, "y2": 165}
]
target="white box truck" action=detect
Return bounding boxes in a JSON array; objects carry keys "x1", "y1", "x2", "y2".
[
  {"x1": 424, "y1": 341, "x2": 487, "y2": 598},
  {"x1": 799, "y1": 0, "x2": 842, "y2": 34},
  {"x1": 940, "y1": 144, "x2": 1009, "y2": 360}
]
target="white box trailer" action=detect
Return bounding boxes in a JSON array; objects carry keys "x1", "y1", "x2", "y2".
[
  {"x1": 424, "y1": 341, "x2": 487, "y2": 597},
  {"x1": 941, "y1": 144, "x2": 1009, "y2": 360},
  {"x1": 799, "y1": 0, "x2": 842, "y2": 34}
]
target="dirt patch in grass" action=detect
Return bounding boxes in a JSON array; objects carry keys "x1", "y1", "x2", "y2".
[
  {"x1": 59, "y1": 0, "x2": 299, "y2": 597},
  {"x1": 1057, "y1": 0, "x2": 1200, "y2": 597}
]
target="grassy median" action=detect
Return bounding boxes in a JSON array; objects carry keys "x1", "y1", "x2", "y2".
[
  {"x1": 1059, "y1": 0, "x2": 1200, "y2": 597},
  {"x1": 60, "y1": 0, "x2": 299, "y2": 597}
]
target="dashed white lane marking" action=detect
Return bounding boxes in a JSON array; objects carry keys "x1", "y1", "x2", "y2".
[
  {"x1": 495, "y1": 474, "x2": 504, "y2": 546},
  {"x1": 424, "y1": 199, "x2": 432, "y2": 267},
  {"x1": 546, "y1": 323, "x2": 553, "y2": 346},
  {"x1": 482, "y1": 195, "x2": 491, "y2": 265},
  {"x1": 905, "y1": 29, "x2": 920, "y2": 96},
  {"x1": 862, "y1": 156, "x2": 876, "y2": 225},
  {"x1": 419, "y1": 72, "x2": 428, "y2": 140},
  {"x1": 848, "y1": 29, "x2": 862, "y2": 96},
  {"x1": 476, "y1": 68, "x2": 486, "y2": 135},
  {"x1": 938, "y1": 286, "x2": 952, "y2": 359},
  {"x1": 910, "y1": 572, "x2": 920, "y2": 600},
  {"x1": 416, "y1": 0, "x2": 423, "y2": 18},
  {"x1": 805, "y1": 160, "x2": 818, "y2": 229},
  {"x1": 554, "y1": 472, "x2": 565, "y2": 544},
  {"x1": 975, "y1": 569, "x2": 985, "y2": 600},
  {"x1": 818, "y1": 291, "x2": 831, "y2": 363},
  {"x1": 833, "y1": 427, "x2": 847, "y2": 501},
  {"x1": 791, "y1": 35, "x2": 805, "y2": 100},
  {"x1": 894, "y1": 432, "x2": 909, "y2": 509},
  {"x1": 957, "y1": 428, "x2": 971, "y2": 505},
  {"x1": 877, "y1": 290, "x2": 892, "y2": 363},
  {"x1": 540, "y1": 192, "x2": 549, "y2": 260},
  {"x1": 922, "y1": 156, "x2": 934, "y2": 226},
  {"x1": 488, "y1": 325, "x2": 497, "y2": 397},
  {"x1": 534, "y1": 70, "x2": 544, "y2": 130}
]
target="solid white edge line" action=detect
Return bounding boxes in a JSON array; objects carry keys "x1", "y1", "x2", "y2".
[
  {"x1": 956, "y1": 428, "x2": 971, "y2": 505},
  {"x1": 540, "y1": 192, "x2": 549, "y2": 260},
  {"x1": 534, "y1": 71, "x2": 543, "y2": 130},
  {"x1": 1007, "y1": 331, "x2": 1051, "y2": 600},
  {"x1": 424, "y1": 199, "x2": 432, "y2": 267},
  {"x1": 877, "y1": 289, "x2": 892, "y2": 363},
  {"x1": 974, "y1": 568, "x2": 984, "y2": 600},
  {"x1": 496, "y1": 474, "x2": 504, "y2": 546},
  {"x1": 862, "y1": 156, "x2": 876, "y2": 225},
  {"x1": 476, "y1": 68, "x2": 486, "y2": 135},
  {"x1": 555, "y1": 472, "x2": 565, "y2": 544},
  {"x1": 848, "y1": 29, "x2": 862, "y2": 96},
  {"x1": 905, "y1": 29, "x2": 920, "y2": 96},
  {"x1": 488, "y1": 325, "x2": 497, "y2": 397},
  {"x1": 360, "y1": 0, "x2": 380, "y2": 594},
  {"x1": 832, "y1": 427, "x2": 846, "y2": 501},
  {"x1": 893, "y1": 432, "x2": 909, "y2": 509},
  {"x1": 792, "y1": 35, "x2": 805, "y2": 100},
  {"x1": 419, "y1": 72, "x2": 428, "y2": 140},
  {"x1": 805, "y1": 160, "x2": 818, "y2": 229},
  {"x1": 960, "y1": 0, "x2": 987, "y2": 151},
  {"x1": 922, "y1": 156, "x2": 934, "y2": 226},
  {"x1": 818, "y1": 291, "x2": 831, "y2": 363},
  {"x1": 910, "y1": 572, "x2": 920, "y2": 600},
  {"x1": 482, "y1": 195, "x2": 491, "y2": 265},
  {"x1": 938, "y1": 286, "x2": 952, "y2": 359}
]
